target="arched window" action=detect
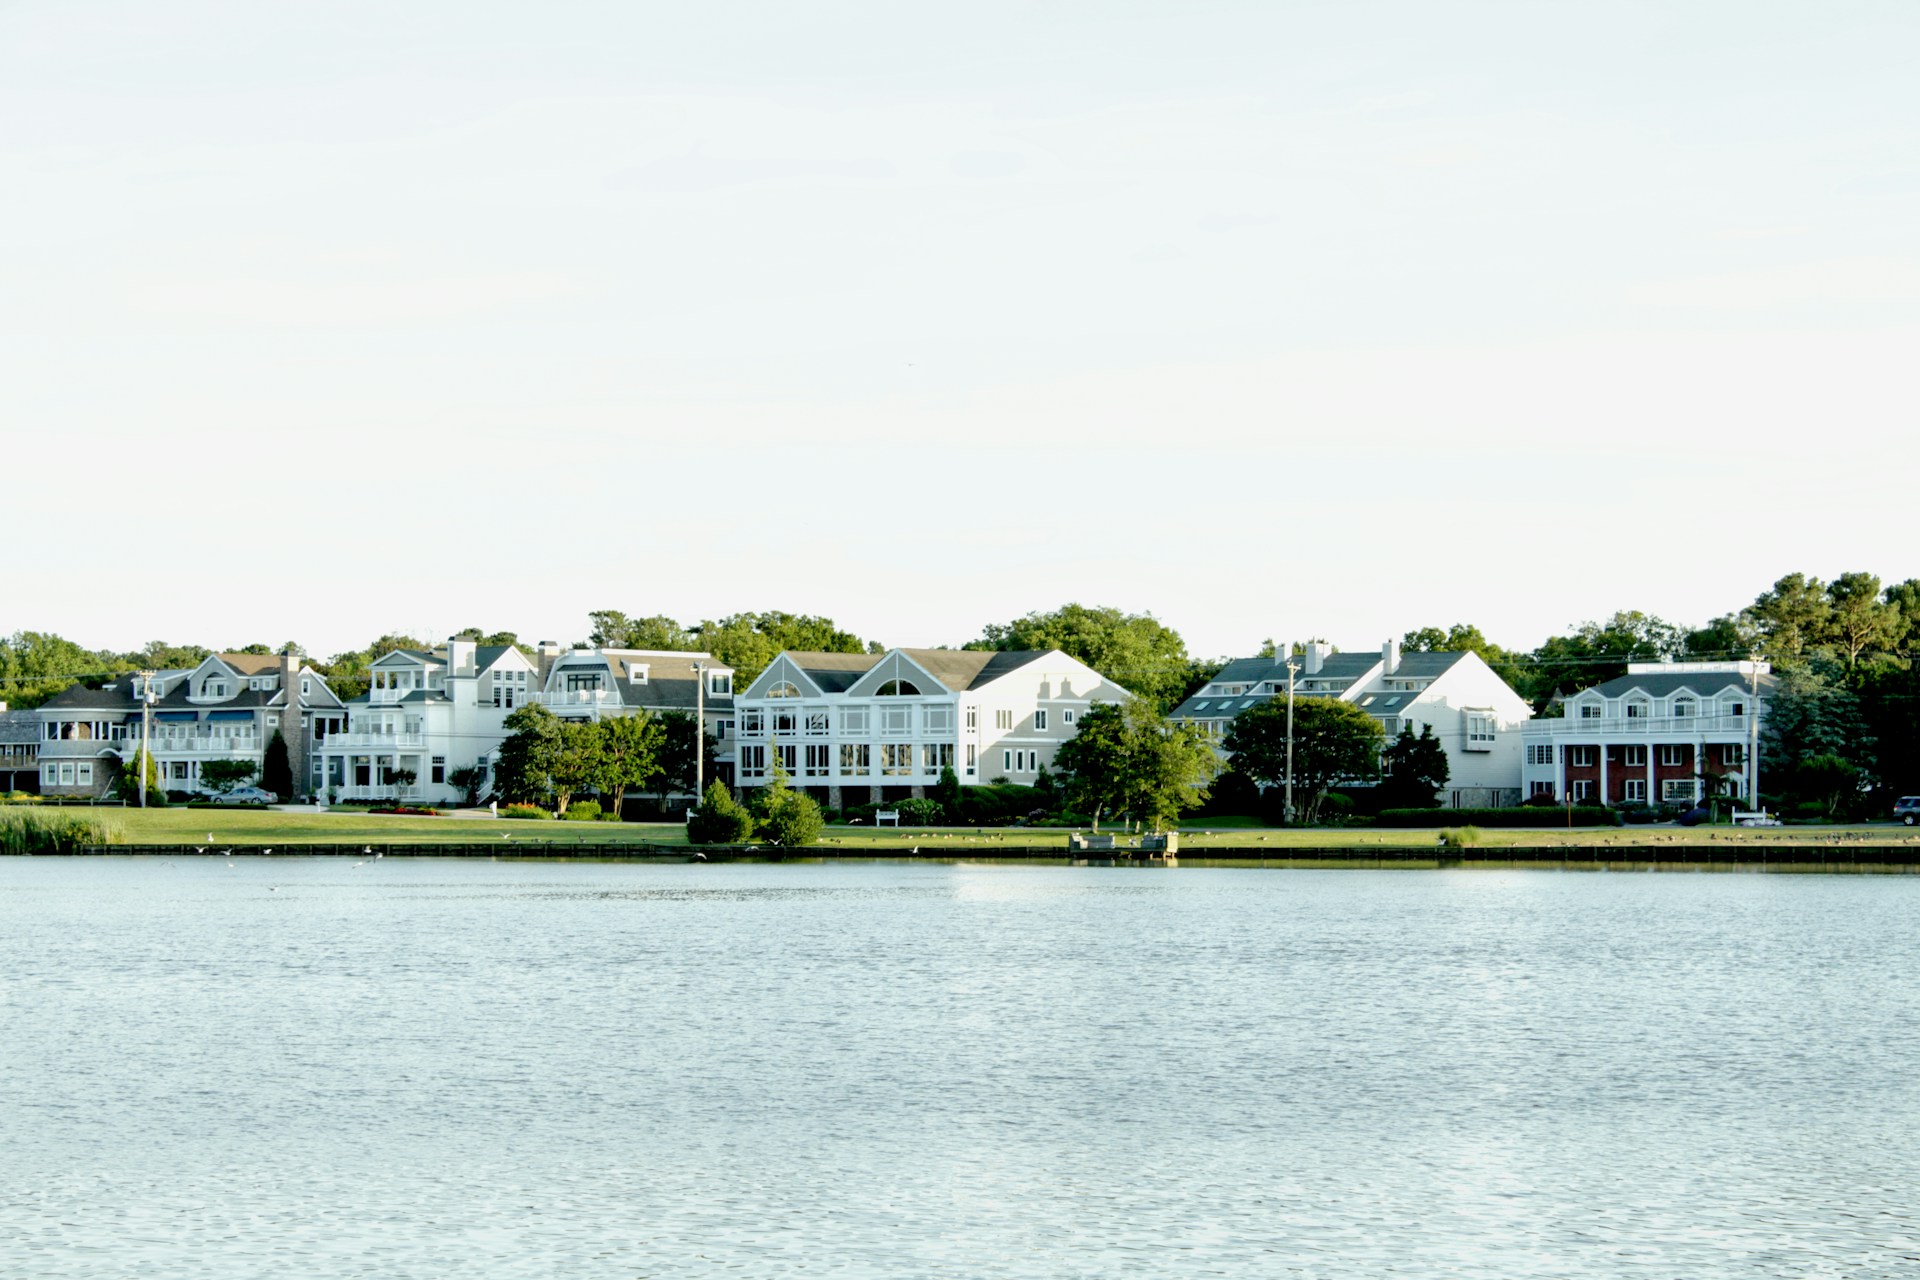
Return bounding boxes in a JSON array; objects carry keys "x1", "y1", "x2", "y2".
[
  {"x1": 876, "y1": 679, "x2": 920, "y2": 696},
  {"x1": 767, "y1": 681, "x2": 801, "y2": 698}
]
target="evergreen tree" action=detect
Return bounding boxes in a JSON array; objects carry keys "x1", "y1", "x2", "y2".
[
  {"x1": 751, "y1": 763, "x2": 823, "y2": 846},
  {"x1": 1377, "y1": 725, "x2": 1449, "y2": 809},
  {"x1": 687, "y1": 779, "x2": 755, "y2": 843},
  {"x1": 261, "y1": 735, "x2": 293, "y2": 800}
]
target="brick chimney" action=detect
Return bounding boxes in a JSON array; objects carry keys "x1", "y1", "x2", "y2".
[{"x1": 279, "y1": 644, "x2": 306, "y2": 800}]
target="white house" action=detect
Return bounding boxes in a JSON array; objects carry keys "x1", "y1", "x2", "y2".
[
  {"x1": 1519, "y1": 660, "x2": 1770, "y2": 806},
  {"x1": 316, "y1": 638, "x2": 737, "y2": 807},
  {"x1": 733, "y1": 647, "x2": 1133, "y2": 807},
  {"x1": 36, "y1": 649, "x2": 342, "y2": 798},
  {"x1": 1170, "y1": 639, "x2": 1534, "y2": 807}
]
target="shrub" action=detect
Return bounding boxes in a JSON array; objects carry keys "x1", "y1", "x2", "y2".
[
  {"x1": 687, "y1": 780, "x2": 754, "y2": 844},
  {"x1": 893, "y1": 797, "x2": 942, "y2": 825},
  {"x1": 0, "y1": 809, "x2": 119, "y2": 855},
  {"x1": 563, "y1": 800, "x2": 604, "y2": 822},
  {"x1": 501, "y1": 803, "x2": 554, "y2": 820},
  {"x1": 759, "y1": 785, "x2": 824, "y2": 847},
  {"x1": 1438, "y1": 826, "x2": 1483, "y2": 848}
]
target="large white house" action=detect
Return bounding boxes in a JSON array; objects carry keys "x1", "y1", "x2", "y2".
[
  {"x1": 733, "y1": 647, "x2": 1132, "y2": 806},
  {"x1": 1171, "y1": 639, "x2": 1534, "y2": 807},
  {"x1": 1519, "y1": 660, "x2": 1770, "y2": 806},
  {"x1": 316, "y1": 639, "x2": 736, "y2": 808},
  {"x1": 36, "y1": 649, "x2": 343, "y2": 798}
]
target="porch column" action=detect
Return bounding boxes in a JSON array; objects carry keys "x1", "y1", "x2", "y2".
[
  {"x1": 1646, "y1": 744, "x2": 1656, "y2": 806},
  {"x1": 1600, "y1": 744, "x2": 1610, "y2": 806}
]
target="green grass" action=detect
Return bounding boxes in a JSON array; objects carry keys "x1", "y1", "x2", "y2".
[{"x1": 67, "y1": 806, "x2": 1920, "y2": 852}]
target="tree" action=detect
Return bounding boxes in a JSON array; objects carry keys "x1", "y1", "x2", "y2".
[
  {"x1": 494, "y1": 703, "x2": 567, "y2": 807},
  {"x1": 1825, "y1": 572, "x2": 1899, "y2": 668},
  {"x1": 199, "y1": 758, "x2": 258, "y2": 797},
  {"x1": 656, "y1": 710, "x2": 718, "y2": 802},
  {"x1": 319, "y1": 633, "x2": 429, "y2": 701},
  {"x1": 687, "y1": 780, "x2": 754, "y2": 843},
  {"x1": 111, "y1": 746, "x2": 161, "y2": 803},
  {"x1": 753, "y1": 762, "x2": 824, "y2": 846},
  {"x1": 0, "y1": 631, "x2": 128, "y2": 709},
  {"x1": 588, "y1": 712, "x2": 665, "y2": 818},
  {"x1": 933, "y1": 764, "x2": 963, "y2": 822},
  {"x1": 693, "y1": 612, "x2": 870, "y2": 689},
  {"x1": 967, "y1": 604, "x2": 1195, "y2": 711},
  {"x1": 131, "y1": 641, "x2": 212, "y2": 670},
  {"x1": 1052, "y1": 700, "x2": 1217, "y2": 832},
  {"x1": 1525, "y1": 611, "x2": 1686, "y2": 708},
  {"x1": 548, "y1": 720, "x2": 603, "y2": 816},
  {"x1": 453, "y1": 627, "x2": 521, "y2": 647},
  {"x1": 261, "y1": 735, "x2": 293, "y2": 800},
  {"x1": 1377, "y1": 724, "x2": 1449, "y2": 810},
  {"x1": 1760, "y1": 658, "x2": 1875, "y2": 804},
  {"x1": 1742, "y1": 573, "x2": 1833, "y2": 664},
  {"x1": 448, "y1": 764, "x2": 488, "y2": 806},
  {"x1": 1223, "y1": 697, "x2": 1383, "y2": 824},
  {"x1": 588, "y1": 611, "x2": 696, "y2": 651},
  {"x1": 1401, "y1": 624, "x2": 1527, "y2": 693}
]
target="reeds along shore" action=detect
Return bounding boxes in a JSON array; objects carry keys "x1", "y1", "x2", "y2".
[{"x1": 0, "y1": 809, "x2": 120, "y2": 856}]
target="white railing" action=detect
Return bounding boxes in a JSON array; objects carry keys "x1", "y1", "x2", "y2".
[
  {"x1": 533, "y1": 689, "x2": 622, "y2": 708},
  {"x1": 317, "y1": 733, "x2": 427, "y2": 749},
  {"x1": 1528, "y1": 714, "x2": 1753, "y2": 739}
]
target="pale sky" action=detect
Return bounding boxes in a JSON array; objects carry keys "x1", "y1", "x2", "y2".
[{"x1": 6, "y1": 1, "x2": 1916, "y2": 662}]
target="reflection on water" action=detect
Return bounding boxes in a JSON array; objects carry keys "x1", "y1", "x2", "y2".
[{"x1": 4, "y1": 858, "x2": 1919, "y2": 1278}]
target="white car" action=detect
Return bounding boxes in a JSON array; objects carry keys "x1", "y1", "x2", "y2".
[{"x1": 221, "y1": 786, "x2": 279, "y2": 805}]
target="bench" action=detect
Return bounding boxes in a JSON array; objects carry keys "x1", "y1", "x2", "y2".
[{"x1": 875, "y1": 809, "x2": 900, "y2": 827}]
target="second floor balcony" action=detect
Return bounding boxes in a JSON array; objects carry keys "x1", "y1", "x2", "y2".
[{"x1": 1527, "y1": 713, "x2": 1754, "y2": 740}]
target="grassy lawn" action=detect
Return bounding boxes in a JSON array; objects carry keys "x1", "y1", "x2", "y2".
[{"x1": 77, "y1": 805, "x2": 1920, "y2": 851}]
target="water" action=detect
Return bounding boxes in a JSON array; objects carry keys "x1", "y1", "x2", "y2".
[{"x1": 4, "y1": 858, "x2": 1918, "y2": 1278}]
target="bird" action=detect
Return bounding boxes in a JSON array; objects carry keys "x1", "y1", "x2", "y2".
[
  {"x1": 262, "y1": 848, "x2": 272, "y2": 857},
  {"x1": 195, "y1": 846, "x2": 207, "y2": 855},
  {"x1": 352, "y1": 861, "x2": 366, "y2": 868},
  {"x1": 208, "y1": 832, "x2": 215, "y2": 844},
  {"x1": 364, "y1": 846, "x2": 372, "y2": 854}
]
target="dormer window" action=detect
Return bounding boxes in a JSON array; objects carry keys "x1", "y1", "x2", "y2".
[
  {"x1": 708, "y1": 672, "x2": 732, "y2": 696},
  {"x1": 1579, "y1": 703, "x2": 1601, "y2": 719},
  {"x1": 1625, "y1": 700, "x2": 1648, "y2": 719},
  {"x1": 629, "y1": 664, "x2": 648, "y2": 685},
  {"x1": 204, "y1": 679, "x2": 227, "y2": 698},
  {"x1": 1673, "y1": 698, "x2": 1694, "y2": 718}
]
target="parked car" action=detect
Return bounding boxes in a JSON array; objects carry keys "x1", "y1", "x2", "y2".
[
  {"x1": 1893, "y1": 796, "x2": 1920, "y2": 826},
  {"x1": 220, "y1": 786, "x2": 279, "y2": 805}
]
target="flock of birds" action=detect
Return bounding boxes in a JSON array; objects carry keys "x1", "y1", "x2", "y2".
[{"x1": 190, "y1": 837, "x2": 384, "y2": 890}]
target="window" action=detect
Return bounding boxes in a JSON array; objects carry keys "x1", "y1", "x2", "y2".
[
  {"x1": 1002, "y1": 749, "x2": 1037, "y2": 773},
  {"x1": 1579, "y1": 703, "x2": 1602, "y2": 719},
  {"x1": 629, "y1": 665, "x2": 648, "y2": 685},
  {"x1": 922, "y1": 744, "x2": 954, "y2": 771},
  {"x1": 1465, "y1": 713, "x2": 1495, "y2": 749},
  {"x1": 1530, "y1": 780, "x2": 1555, "y2": 798},
  {"x1": 1619, "y1": 745, "x2": 1647, "y2": 767},
  {"x1": 923, "y1": 705, "x2": 952, "y2": 733},
  {"x1": 709, "y1": 672, "x2": 732, "y2": 696},
  {"x1": 881, "y1": 744, "x2": 914, "y2": 776},
  {"x1": 876, "y1": 680, "x2": 920, "y2": 696},
  {"x1": 995, "y1": 709, "x2": 1014, "y2": 730},
  {"x1": 880, "y1": 706, "x2": 912, "y2": 735},
  {"x1": 1194, "y1": 700, "x2": 1211, "y2": 711},
  {"x1": 839, "y1": 744, "x2": 870, "y2": 774},
  {"x1": 1673, "y1": 698, "x2": 1694, "y2": 718},
  {"x1": 805, "y1": 710, "x2": 830, "y2": 736},
  {"x1": 1525, "y1": 743, "x2": 1554, "y2": 766},
  {"x1": 965, "y1": 743, "x2": 976, "y2": 776},
  {"x1": 1062, "y1": 709, "x2": 1076, "y2": 726},
  {"x1": 804, "y1": 744, "x2": 831, "y2": 775},
  {"x1": 76, "y1": 763, "x2": 92, "y2": 785},
  {"x1": 1570, "y1": 780, "x2": 1593, "y2": 801},
  {"x1": 773, "y1": 710, "x2": 798, "y2": 736},
  {"x1": 1724, "y1": 743, "x2": 1746, "y2": 766},
  {"x1": 776, "y1": 745, "x2": 796, "y2": 773},
  {"x1": 740, "y1": 745, "x2": 766, "y2": 780},
  {"x1": 1626, "y1": 701, "x2": 1648, "y2": 719},
  {"x1": 1568, "y1": 746, "x2": 1596, "y2": 767},
  {"x1": 1658, "y1": 744, "x2": 1687, "y2": 767},
  {"x1": 741, "y1": 709, "x2": 764, "y2": 735},
  {"x1": 431, "y1": 756, "x2": 446, "y2": 784},
  {"x1": 1730, "y1": 701, "x2": 1746, "y2": 717},
  {"x1": 1623, "y1": 779, "x2": 1647, "y2": 802},
  {"x1": 1033, "y1": 709, "x2": 1048, "y2": 732},
  {"x1": 841, "y1": 707, "x2": 869, "y2": 735},
  {"x1": 301, "y1": 678, "x2": 312, "y2": 697},
  {"x1": 565, "y1": 672, "x2": 603, "y2": 692},
  {"x1": 768, "y1": 681, "x2": 800, "y2": 698},
  {"x1": 170, "y1": 762, "x2": 190, "y2": 781},
  {"x1": 964, "y1": 706, "x2": 977, "y2": 731},
  {"x1": 1662, "y1": 778, "x2": 1700, "y2": 802},
  {"x1": 203, "y1": 679, "x2": 227, "y2": 698},
  {"x1": 59, "y1": 763, "x2": 75, "y2": 785},
  {"x1": 716, "y1": 719, "x2": 734, "y2": 738}
]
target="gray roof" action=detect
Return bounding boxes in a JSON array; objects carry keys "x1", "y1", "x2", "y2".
[
  {"x1": 780, "y1": 652, "x2": 884, "y2": 693},
  {"x1": 773, "y1": 648, "x2": 1053, "y2": 695},
  {"x1": 1585, "y1": 670, "x2": 1772, "y2": 700},
  {"x1": 0, "y1": 709, "x2": 40, "y2": 744},
  {"x1": 1170, "y1": 651, "x2": 1385, "y2": 720}
]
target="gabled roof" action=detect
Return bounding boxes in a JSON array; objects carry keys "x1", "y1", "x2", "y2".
[
  {"x1": 775, "y1": 652, "x2": 883, "y2": 694},
  {"x1": 1386, "y1": 652, "x2": 1470, "y2": 679},
  {"x1": 898, "y1": 648, "x2": 1051, "y2": 692},
  {"x1": 1585, "y1": 670, "x2": 1772, "y2": 700},
  {"x1": 218, "y1": 653, "x2": 283, "y2": 676}
]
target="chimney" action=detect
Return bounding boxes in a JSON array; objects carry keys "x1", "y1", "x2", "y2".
[
  {"x1": 1303, "y1": 642, "x2": 1327, "y2": 676},
  {"x1": 279, "y1": 644, "x2": 307, "y2": 799},
  {"x1": 448, "y1": 634, "x2": 477, "y2": 678},
  {"x1": 1382, "y1": 638, "x2": 1401, "y2": 675}
]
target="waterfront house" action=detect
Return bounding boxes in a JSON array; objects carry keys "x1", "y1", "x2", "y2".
[
  {"x1": 530, "y1": 642, "x2": 737, "y2": 792},
  {"x1": 1519, "y1": 660, "x2": 1770, "y2": 805},
  {"x1": 733, "y1": 647, "x2": 1132, "y2": 807},
  {"x1": 35, "y1": 649, "x2": 342, "y2": 798},
  {"x1": 1171, "y1": 639, "x2": 1534, "y2": 807},
  {"x1": 0, "y1": 704, "x2": 42, "y2": 793}
]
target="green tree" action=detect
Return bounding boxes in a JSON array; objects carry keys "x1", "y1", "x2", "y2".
[
  {"x1": 967, "y1": 604, "x2": 1194, "y2": 711},
  {"x1": 0, "y1": 631, "x2": 129, "y2": 709},
  {"x1": 1525, "y1": 611, "x2": 1686, "y2": 708},
  {"x1": 693, "y1": 612, "x2": 870, "y2": 688},
  {"x1": 656, "y1": 710, "x2": 718, "y2": 802},
  {"x1": 1760, "y1": 658, "x2": 1875, "y2": 804},
  {"x1": 1223, "y1": 697, "x2": 1384, "y2": 824},
  {"x1": 589, "y1": 712, "x2": 665, "y2": 818},
  {"x1": 1742, "y1": 573, "x2": 1833, "y2": 664},
  {"x1": 453, "y1": 627, "x2": 521, "y2": 647},
  {"x1": 752, "y1": 762, "x2": 824, "y2": 846},
  {"x1": 199, "y1": 758, "x2": 258, "y2": 797},
  {"x1": 687, "y1": 779, "x2": 755, "y2": 843},
  {"x1": 1052, "y1": 700, "x2": 1217, "y2": 832},
  {"x1": 448, "y1": 764, "x2": 488, "y2": 806},
  {"x1": 261, "y1": 735, "x2": 293, "y2": 800},
  {"x1": 933, "y1": 764, "x2": 963, "y2": 822},
  {"x1": 549, "y1": 719, "x2": 603, "y2": 816},
  {"x1": 131, "y1": 641, "x2": 213, "y2": 670},
  {"x1": 319, "y1": 633, "x2": 428, "y2": 701},
  {"x1": 1401, "y1": 624, "x2": 1527, "y2": 692},
  {"x1": 1825, "y1": 572, "x2": 1900, "y2": 668},
  {"x1": 494, "y1": 703, "x2": 567, "y2": 807},
  {"x1": 588, "y1": 611, "x2": 697, "y2": 651},
  {"x1": 111, "y1": 746, "x2": 162, "y2": 803},
  {"x1": 1377, "y1": 724, "x2": 1449, "y2": 809}
]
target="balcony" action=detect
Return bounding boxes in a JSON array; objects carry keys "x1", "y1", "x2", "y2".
[
  {"x1": 1530, "y1": 714, "x2": 1753, "y2": 739},
  {"x1": 316, "y1": 732, "x2": 427, "y2": 750},
  {"x1": 533, "y1": 689, "x2": 622, "y2": 709}
]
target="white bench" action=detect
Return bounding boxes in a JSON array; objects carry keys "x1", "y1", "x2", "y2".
[{"x1": 875, "y1": 809, "x2": 900, "y2": 827}]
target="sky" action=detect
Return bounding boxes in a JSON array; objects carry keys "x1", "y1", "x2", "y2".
[{"x1": 5, "y1": 1, "x2": 1917, "y2": 663}]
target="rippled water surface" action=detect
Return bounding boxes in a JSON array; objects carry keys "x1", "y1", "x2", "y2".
[{"x1": 5, "y1": 858, "x2": 1919, "y2": 1278}]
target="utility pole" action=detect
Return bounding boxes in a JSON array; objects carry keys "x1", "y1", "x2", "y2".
[
  {"x1": 138, "y1": 669, "x2": 155, "y2": 809},
  {"x1": 1747, "y1": 651, "x2": 1761, "y2": 810},
  {"x1": 1284, "y1": 654, "x2": 1300, "y2": 825}
]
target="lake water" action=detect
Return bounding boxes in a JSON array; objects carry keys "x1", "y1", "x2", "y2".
[{"x1": 4, "y1": 858, "x2": 1918, "y2": 1278}]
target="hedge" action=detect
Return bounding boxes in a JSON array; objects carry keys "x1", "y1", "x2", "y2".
[{"x1": 1377, "y1": 806, "x2": 1620, "y2": 828}]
